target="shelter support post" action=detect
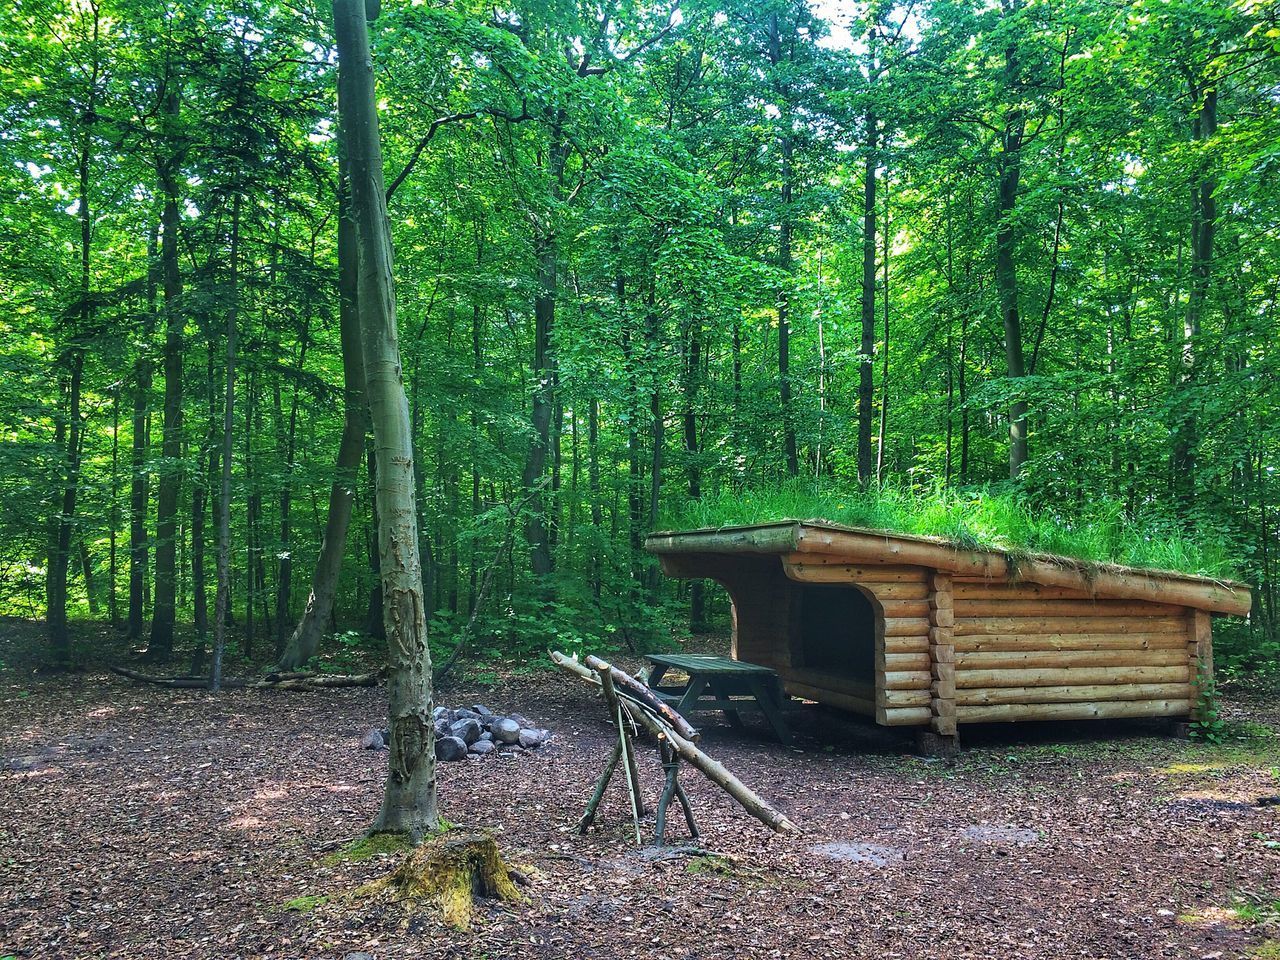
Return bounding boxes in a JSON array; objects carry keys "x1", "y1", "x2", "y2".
[{"x1": 1188, "y1": 609, "x2": 1212, "y2": 722}]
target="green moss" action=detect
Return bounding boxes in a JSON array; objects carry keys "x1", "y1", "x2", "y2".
[
  {"x1": 1248, "y1": 941, "x2": 1280, "y2": 958},
  {"x1": 661, "y1": 479, "x2": 1236, "y2": 578},
  {"x1": 282, "y1": 894, "x2": 327, "y2": 912},
  {"x1": 1234, "y1": 894, "x2": 1280, "y2": 925},
  {"x1": 322, "y1": 832, "x2": 415, "y2": 865},
  {"x1": 685, "y1": 854, "x2": 738, "y2": 876}
]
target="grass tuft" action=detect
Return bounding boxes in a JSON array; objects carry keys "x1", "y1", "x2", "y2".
[{"x1": 661, "y1": 479, "x2": 1236, "y2": 578}]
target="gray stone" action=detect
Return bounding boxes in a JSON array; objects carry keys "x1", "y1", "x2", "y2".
[
  {"x1": 434, "y1": 736, "x2": 468, "y2": 762},
  {"x1": 453, "y1": 708, "x2": 481, "y2": 722},
  {"x1": 468, "y1": 740, "x2": 495, "y2": 756},
  {"x1": 358, "y1": 728, "x2": 385, "y2": 750},
  {"x1": 432, "y1": 705, "x2": 449, "y2": 721},
  {"x1": 449, "y1": 718, "x2": 482, "y2": 745},
  {"x1": 472, "y1": 704, "x2": 494, "y2": 718},
  {"x1": 518, "y1": 728, "x2": 548, "y2": 749},
  {"x1": 433, "y1": 719, "x2": 450, "y2": 739},
  {"x1": 491, "y1": 718, "x2": 521, "y2": 744},
  {"x1": 343, "y1": 953, "x2": 376, "y2": 960},
  {"x1": 508, "y1": 713, "x2": 532, "y2": 728},
  {"x1": 478, "y1": 731, "x2": 493, "y2": 742}
]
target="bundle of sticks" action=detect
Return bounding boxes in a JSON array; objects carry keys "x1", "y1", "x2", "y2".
[{"x1": 551, "y1": 651, "x2": 798, "y2": 844}]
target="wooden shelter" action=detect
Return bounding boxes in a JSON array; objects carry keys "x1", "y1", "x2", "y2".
[{"x1": 645, "y1": 521, "x2": 1250, "y2": 739}]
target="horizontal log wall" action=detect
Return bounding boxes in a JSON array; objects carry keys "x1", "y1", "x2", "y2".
[{"x1": 952, "y1": 582, "x2": 1196, "y2": 723}]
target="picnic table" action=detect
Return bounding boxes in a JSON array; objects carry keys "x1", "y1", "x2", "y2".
[{"x1": 644, "y1": 653, "x2": 793, "y2": 746}]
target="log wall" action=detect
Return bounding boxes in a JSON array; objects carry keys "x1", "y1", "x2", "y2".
[{"x1": 950, "y1": 578, "x2": 1197, "y2": 723}]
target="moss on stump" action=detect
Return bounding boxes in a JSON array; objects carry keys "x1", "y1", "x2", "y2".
[{"x1": 360, "y1": 830, "x2": 521, "y2": 929}]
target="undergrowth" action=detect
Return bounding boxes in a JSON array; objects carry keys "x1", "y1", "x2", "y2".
[{"x1": 662, "y1": 479, "x2": 1236, "y2": 578}]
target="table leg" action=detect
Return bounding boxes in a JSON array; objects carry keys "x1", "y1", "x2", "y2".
[
  {"x1": 710, "y1": 677, "x2": 745, "y2": 729},
  {"x1": 676, "y1": 676, "x2": 710, "y2": 715},
  {"x1": 749, "y1": 677, "x2": 794, "y2": 747}
]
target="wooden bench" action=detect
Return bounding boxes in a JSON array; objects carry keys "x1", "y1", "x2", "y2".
[{"x1": 644, "y1": 654, "x2": 793, "y2": 746}]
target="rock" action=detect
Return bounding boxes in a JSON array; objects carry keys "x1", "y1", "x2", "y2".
[
  {"x1": 432, "y1": 705, "x2": 449, "y2": 721},
  {"x1": 433, "y1": 719, "x2": 450, "y2": 739},
  {"x1": 478, "y1": 731, "x2": 493, "y2": 742},
  {"x1": 491, "y1": 718, "x2": 521, "y2": 744},
  {"x1": 343, "y1": 953, "x2": 376, "y2": 960},
  {"x1": 449, "y1": 718, "x2": 482, "y2": 745},
  {"x1": 518, "y1": 728, "x2": 548, "y2": 749},
  {"x1": 468, "y1": 740, "x2": 495, "y2": 756},
  {"x1": 359, "y1": 728, "x2": 385, "y2": 750},
  {"x1": 472, "y1": 704, "x2": 494, "y2": 718},
  {"x1": 508, "y1": 713, "x2": 532, "y2": 728},
  {"x1": 435, "y1": 736, "x2": 468, "y2": 762},
  {"x1": 379, "y1": 728, "x2": 390, "y2": 742},
  {"x1": 453, "y1": 708, "x2": 481, "y2": 722}
]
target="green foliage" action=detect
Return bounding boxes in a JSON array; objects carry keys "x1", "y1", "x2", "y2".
[
  {"x1": 1191, "y1": 664, "x2": 1228, "y2": 745},
  {"x1": 665, "y1": 479, "x2": 1236, "y2": 577},
  {"x1": 282, "y1": 894, "x2": 327, "y2": 912}
]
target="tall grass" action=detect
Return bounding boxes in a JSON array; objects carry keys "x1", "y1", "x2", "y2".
[{"x1": 660, "y1": 480, "x2": 1236, "y2": 579}]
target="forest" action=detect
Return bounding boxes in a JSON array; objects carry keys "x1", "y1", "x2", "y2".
[{"x1": 2, "y1": 0, "x2": 1280, "y2": 956}]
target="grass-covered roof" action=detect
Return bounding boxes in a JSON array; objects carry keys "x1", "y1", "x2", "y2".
[{"x1": 658, "y1": 482, "x2": 1239, "y2": 582}]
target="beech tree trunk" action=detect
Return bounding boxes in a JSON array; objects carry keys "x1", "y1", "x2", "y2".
[
  {"x1": 996, "y1": 43, "x2": 1028, "y2": 480},
  {"x1": 333, "y1": 0, "x2": 438, "y2": 837},
  {"x1": 278, "y1": 159, "x2": 367, "y2": 671},
  {"x1": 128, "y1": 222, "x2": 157, "y2": 640},
  {"x1": 768, "y1": 13, "x2": 799, "y2": 478},
  {"x1": 147, "y1": 79, "x2": 185, "y2": 662},
  {"x1": 858, "y1": 108, "x2": 878, "y2": 485},
  {"x1": 211, "y1": 196, "x2": 240, "y2": 692}
]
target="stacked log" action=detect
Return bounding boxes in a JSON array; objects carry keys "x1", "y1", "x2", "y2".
[{"x1": 949, "y1": 581, "x2": 1194, "y2": 723}]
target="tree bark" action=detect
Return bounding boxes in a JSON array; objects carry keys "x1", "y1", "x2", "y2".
[
  {"x1": 128, "y1": 222, "x2": 158, "y2": 640},
  {"x1": 768, "y1": 13, "x2": 799, "y2": 478},
  {"x1": 211, "y1": 196, "x2": 240, "y2": 692},
  {"x1": 278, "y1": 160, "x2": 368, "y2": 671},
  {"x1": 996, "y1": 44, "x2": 1028, "y2": 480},
  {"x1": 333, "y1": 0, "x2": 438, "y2": 837},
  {"x1": 858, "y1": 108, "x2": 878, "y2": 485},
  {"x1": 147, "y1": 78, "x2": 185, "y2": 662}
]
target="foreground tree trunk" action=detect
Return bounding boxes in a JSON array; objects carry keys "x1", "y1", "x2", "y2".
[
  {"x1": 996, "y1": 44, "x2": 1028, "y2": 481},
  {"x1": 857, "y1": 107, "x2": 878, "y2": 486},
  {"x1": 333, "y1": 0, "x2": 438, "y2": 837},
  {"x1": 128, "y1": 222, "x2": 158, "y2": 640},
  {"x1": 278, "y1": 163, "x2": 367, "y2": 670}
]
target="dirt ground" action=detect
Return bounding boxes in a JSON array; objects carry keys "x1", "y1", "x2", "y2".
[{"x1": 2, "y1": 625, "x2": 1279, "y2": 960}]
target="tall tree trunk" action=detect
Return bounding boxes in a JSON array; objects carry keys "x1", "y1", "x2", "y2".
[
  {"x1": 683, "y1": 317, "x2": 706, "y2": 631},
  {"x1": 769, "y1": 14, "x2": 799, "y2": 478},
  {"x1": 334, "y1": 0, "x2": 437, "y2": 837},
  {"x1": 278, "y1": 166, "x2": 367, "y2": 669},
  {"x1": 108, "y1": 386, "x2": 120, "y2": 627},
  {"x1": 588, "y1": 395, "x2": 602, "y2": 602},
  {"x1": 1171, "y1": 85, "x2": 1217, "y2": 511},
  {"x1": 521, "y1": 128, "x2": 566, "y2": 583},
  {"x1": 190, "y1": 317, "x2": 216, "y2": 671},
  {"x1": 274, "y1": 330, "x2": 307, "y2": 656},
  {"x1": 147, "y1": 80, "x2": 185, "y2": 662},
  {"x1": 876, "y1": 172, "x2": 890, "y2": 484},
  {"x1": 858, "y1": 108, "x2": 878, "y2": 485},
  {"x1": 996, "y1": 103, "x2": 1027, "y2": 480},
  {"x1": 211, "y1": 197, "x2": 241, "y2": 692},
  {"x1": 128, "y1": 222, "x2": 158, "y2": 640}
]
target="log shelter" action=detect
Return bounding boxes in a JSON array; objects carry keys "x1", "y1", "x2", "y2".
[{"x1": 645, "y1": 521, "x2": 1251, "y2": 740}]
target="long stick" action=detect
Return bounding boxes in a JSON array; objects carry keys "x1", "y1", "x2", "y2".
[
  {"x1": 579, "y1": 740, "x2": 622, "y2": 833},
  {"x1": 553, "y1": 652, "x2": 798, "y2": 834},
  {"x1": 585, "y1": 654, "x2": 700, "y2": 741},
  {"x1": 597, "y1": 663, "x2": 644, "y2": 843}
]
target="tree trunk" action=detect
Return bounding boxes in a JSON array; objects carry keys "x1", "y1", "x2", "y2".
[
  {"x1": 147, "y1": 80, "x2": 185, "y2": 662},
  {"x1": 876, "y1": 172, "x2": 890, "y2": 484},
  {"x1": 128, "y1": 222, "x2": 158, "y2": 640},
  {"x1": 769, "y1": 13, "x2": 799, "y2": 478},
  {"x1": 211, "y1": 197, "x2": 241, "y2": 692},
  {"x1": 1171, "y1": 85, "x2": 1217, "y2": 511},
  {"x1": 996, "y1": 47, "x2": 1028, "y2": 481},
  {"x1": 858, "y1": 108, "x2": 878, "y2": 485},
  {"x1": 682, "y1": 317, "x2": 706, "y2": 631},
  {"x1": 334, "y1": 0, "x2": 438, "y2": 837},
  {"x1": 520, "y1": 128, "x2": 566, "y2": 583},
  {"x1": 278, "y1": 162, "x2": 368, "y2": 671}
]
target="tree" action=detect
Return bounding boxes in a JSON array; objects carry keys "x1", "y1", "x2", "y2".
[{"x1": 332, "y1": 0, "x2": 438, "y2": 836}]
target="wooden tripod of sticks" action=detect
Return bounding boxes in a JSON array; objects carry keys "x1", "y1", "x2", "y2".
[
  {"x1": 552, "y1": 651, "x2": 798, "y2": 845},
  {"x1": 577, "y1": 684, "x2": 700, "y2": 846}
]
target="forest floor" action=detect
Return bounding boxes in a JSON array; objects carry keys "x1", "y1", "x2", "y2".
[{"x1": 1, "y1": 619, "x2": 1279, "y2": 960}]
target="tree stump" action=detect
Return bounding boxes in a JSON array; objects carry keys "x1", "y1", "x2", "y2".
[{"x1": 361, "y1": 831, "x2": 521, "y2": 928}]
